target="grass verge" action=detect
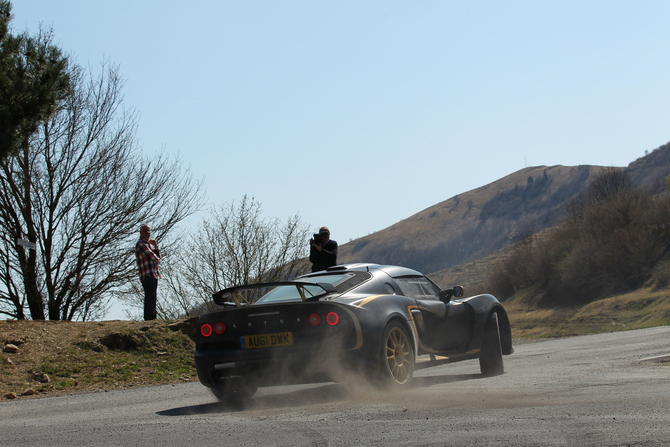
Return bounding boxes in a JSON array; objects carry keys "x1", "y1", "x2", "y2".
[
  {"x1": 1, "y1": 319, "x2": 198, "y2": 400},
  {"x1": 506, "y1": 286, "x2": 670, "y2": 338}
]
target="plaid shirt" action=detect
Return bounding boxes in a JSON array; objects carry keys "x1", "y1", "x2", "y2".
[{"x1": 135, "y1": 238, "x2": 162, "y2": 280}]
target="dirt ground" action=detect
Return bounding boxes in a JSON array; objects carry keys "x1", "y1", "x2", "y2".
[{"x1": 1, "y1": 318, "x2": 198, "y2": 400}]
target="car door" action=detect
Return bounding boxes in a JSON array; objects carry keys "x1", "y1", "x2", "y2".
[{"x1": 395, "y1": 276, "x2": 473, "y2": 352}]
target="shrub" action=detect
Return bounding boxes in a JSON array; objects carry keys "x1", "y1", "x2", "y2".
[{"x1": 487, "y1": 169, "x2": 670, "y2": 305}]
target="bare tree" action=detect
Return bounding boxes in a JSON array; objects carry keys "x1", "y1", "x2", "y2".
[
  {"x1": 0, "y1": 61, "x2": 204, "y2": 320},
  {"x1": 587, "y1": 167, "x2": 632, "y2": 203},
  {"x1": 124, "y1": 196, "x2": 312, "y2": 317}
]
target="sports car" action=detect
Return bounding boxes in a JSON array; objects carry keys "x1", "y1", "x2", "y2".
[{"x1": 195, "y1": 263, "x2": 513, "y2": 401}]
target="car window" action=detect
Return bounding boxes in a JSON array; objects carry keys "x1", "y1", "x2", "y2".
[
  {"x1": 394, "y1": 276, "x2": 440, "y2": 300},
  {"x1": 257, "y1": 284, "x2": 325, "y2": 303},
  {"x1": 256, "y1": 274, "x2": 353, "y2": 303}
]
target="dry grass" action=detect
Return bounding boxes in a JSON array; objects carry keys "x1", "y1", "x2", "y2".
[
  {"x1": 505, "y1": 287, "x2": 670, "y2": 338},
  {"x1": 1, "y1": 318, "x2": 198, "y2": 400}
]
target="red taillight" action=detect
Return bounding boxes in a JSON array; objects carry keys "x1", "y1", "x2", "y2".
[
  {"x1": 214, "y1": 321, "x2": 226, "y2": 335},
  {"x1": 201, "y1": 323, "x2": 213, "y2": 337},
  {"x1": 326, "y1": 312, "x2": 339, "y2": 326},
  {"x1": 308, "y1": 312, "x2": 321, "y2": 326}
]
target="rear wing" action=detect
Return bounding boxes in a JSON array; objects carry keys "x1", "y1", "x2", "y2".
[{"x1": 212, "y1": 281, "x2": 338, "y2": 306}]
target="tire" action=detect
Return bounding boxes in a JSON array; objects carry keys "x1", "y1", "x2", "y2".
[
  {"x1": 479, "y1": 312, "x2": 504, "y2": 377},
  {"x1": 379, "y1": 321, "x2": 414, "y2": 388},
  {"x1": 210, "y1": 379, "x2": 258, "y2": 403}
]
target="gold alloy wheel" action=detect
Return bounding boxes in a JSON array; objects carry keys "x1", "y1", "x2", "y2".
[{"x1": 385, "y1": 326, "x2": 412, "y2": 384}]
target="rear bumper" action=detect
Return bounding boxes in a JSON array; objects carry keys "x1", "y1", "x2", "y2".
[{"x1": 195, "y1": 343, "x2": 377, "y2": 388}]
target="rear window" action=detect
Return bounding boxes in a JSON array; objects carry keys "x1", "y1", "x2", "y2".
[{"x1": 256, "y1": 273, "x2": 369, "y2": 304}]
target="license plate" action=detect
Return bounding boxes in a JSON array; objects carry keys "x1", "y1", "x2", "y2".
[{"x1": 240, "y1": 332, "x2": 293, "y2": 349}]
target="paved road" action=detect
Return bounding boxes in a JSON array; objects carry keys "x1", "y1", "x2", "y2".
[{"x1": 2, "y1": 326, "x2": 670, "y2": 446}]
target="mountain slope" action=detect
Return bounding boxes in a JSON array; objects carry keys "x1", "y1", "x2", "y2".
[
  {"x1": 626, "y1": 141, "x2": 670, "y2": 193},
  {"x1": 426, "y1": 141, "x2": 670, "y2": 290},
  {"x1": 339, "y1": 164, "x2": 606, "y2": 274}
]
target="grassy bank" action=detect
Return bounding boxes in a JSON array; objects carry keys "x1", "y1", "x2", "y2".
[
  {"x1": 1, "y1": 319, "x2": 198, "y2": 400},
  {"x1": 506, "y1": 287, "x2": 670, "y2": 338}
]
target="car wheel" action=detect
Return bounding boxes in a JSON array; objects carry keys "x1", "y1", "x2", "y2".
[
  {"x1": 210, "y1": 379, "x2": 258, "y2": 403},
  {"x1": 479, "y1": 312, "x2": 504, "y2": 377},
  {"x1": 380, "y1": 321, "x2": 414, "y2": 387}
]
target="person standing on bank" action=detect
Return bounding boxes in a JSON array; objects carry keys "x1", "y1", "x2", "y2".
[
  {"x1": 135, "y1": 224, "x2": 161, "y2": 320},
  {"x1": 309, "y1": 226, "x2": 338, "y2": 272}
]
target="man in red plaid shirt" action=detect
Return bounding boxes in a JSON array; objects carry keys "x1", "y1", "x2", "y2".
[{"x1": 135, "y1": 224, "x2": 162, "y2": 320}]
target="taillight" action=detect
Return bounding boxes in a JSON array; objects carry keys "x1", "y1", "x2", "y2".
[
  {"x1": 201, "y1": 323, "x2": 213, "y2": 337},
  {"x1": 326, "y1": 312, "x2": 339, "y2": 325},
  {"x1": 308, "y1": 312, "x2": 321, "y2": 326},
  {"x1": 214, "y1": 321, "x2": 226, "y2": 335}
]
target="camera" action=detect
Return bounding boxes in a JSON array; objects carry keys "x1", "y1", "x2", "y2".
[{"x1": 312, "y1": 233, "x2": 323, "y2": 245}]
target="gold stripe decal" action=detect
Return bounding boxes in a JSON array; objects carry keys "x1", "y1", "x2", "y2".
[{"x1": 354, "y1": 295, "x2": 383, "y2": 308}]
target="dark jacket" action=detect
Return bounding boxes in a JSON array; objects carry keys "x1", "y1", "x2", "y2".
[{"x1": 309, "y1": 239, "x2": 338, "y2": 272}]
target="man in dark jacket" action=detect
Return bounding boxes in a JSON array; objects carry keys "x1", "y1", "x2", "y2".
[{"x1": 309, "y1": 226, "x2": 338, "y2": 272}]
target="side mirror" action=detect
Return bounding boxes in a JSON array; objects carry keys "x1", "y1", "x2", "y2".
[{"x1": 439, "y1": 285, "x2": 465, "y2": 302}]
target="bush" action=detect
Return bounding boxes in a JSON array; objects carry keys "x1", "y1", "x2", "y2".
[{"x1": 487, "y1": 169, "x2": 670, "y2": 305}]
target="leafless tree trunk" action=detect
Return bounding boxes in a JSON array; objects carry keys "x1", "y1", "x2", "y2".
[{"x1": 0, "y1": 61, "x2": 204, "y2": 320}]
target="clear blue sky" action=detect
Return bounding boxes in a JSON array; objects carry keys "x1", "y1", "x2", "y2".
[{"x1": 12, "y1": 1, "x2": 670, "y2": 244}]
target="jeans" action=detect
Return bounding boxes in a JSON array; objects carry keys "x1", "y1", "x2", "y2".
[{"x1": 141, "y1": 276, "x2": 158, "y2": 321}]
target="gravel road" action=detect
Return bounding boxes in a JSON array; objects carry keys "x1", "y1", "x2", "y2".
[{"x1": 2, "y1": 326, "x2": 669, "y2": 446}]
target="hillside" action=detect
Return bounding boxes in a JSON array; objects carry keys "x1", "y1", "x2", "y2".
[
  {"x1": 339, "y1": 164, "x2": 605, "y2": 274},
  {"x1": 626, "y1": 141, "x2": 670, "y2": 193},
  {"x1": 427, "y1": 247, "x2": 511, "y2": 292},
  {"x1": 339, "y1": 141, "x2": 670, "y2": 280}
]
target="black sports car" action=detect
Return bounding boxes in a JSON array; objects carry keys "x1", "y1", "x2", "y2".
[{"x1": 195, "y1": 263, "x2": 513, "y2": 401}]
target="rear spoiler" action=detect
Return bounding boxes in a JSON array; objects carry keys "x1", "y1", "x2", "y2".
[{"x1": 212, "y1": 281, "x2": 338, "y2": 306}]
